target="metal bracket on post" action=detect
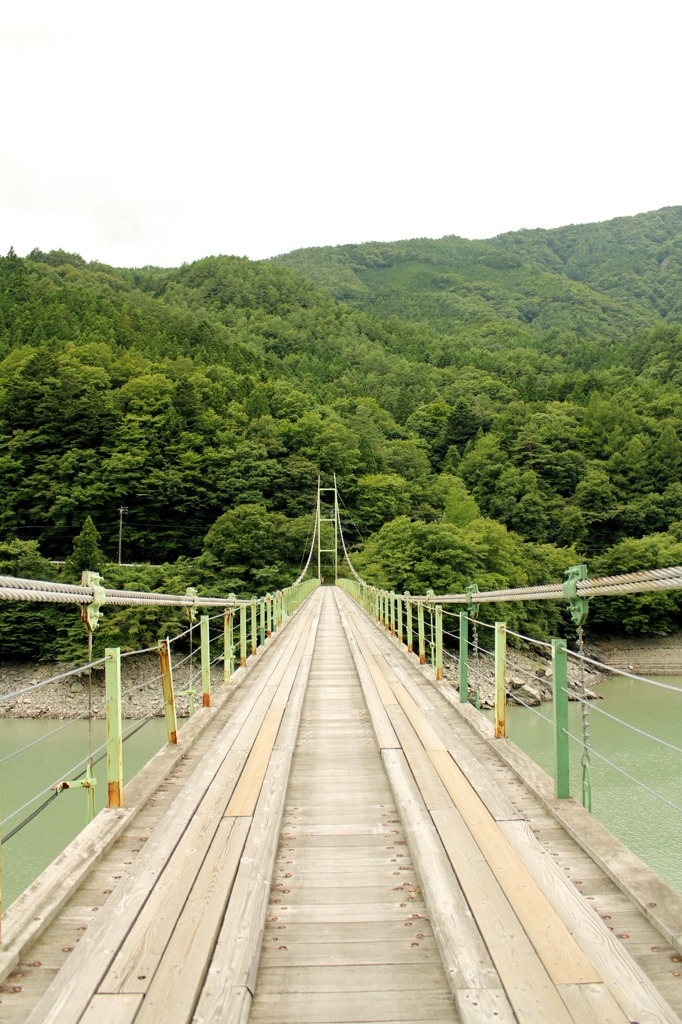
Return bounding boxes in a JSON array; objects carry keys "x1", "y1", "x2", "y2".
[
  {"x1": 81, "y1": 571, "x2": 106, "y2": 633},
  {"x1": 563, "y1": 564, "x2": 589, "y2": 626},
  {"x1": 52, "y1": 765, "x2": 98, "y2": 823},
  {"x1": 466, "y1": 583, "x2": 480, "y2": 621},
  {"x1": 185, "y1": 587, "x2": 199, "y2": 624}
]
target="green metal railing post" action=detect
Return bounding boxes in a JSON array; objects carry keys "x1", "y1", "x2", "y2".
[
  {"x1": 494, "y1": 622, "x2": 507, "y2": 739},
  {"x1": 224, "y1": 608, "x2": 234, "y2": 682},
  {"x1": 200, "y1": 615, "x2": 211, "y2": 707},
  {"x1": 159, "y1": 638, "x2": 178, "y2": 744},
  {"x1": 405, "y1": 593, "x2": 413, "y2": 652},
  {"x1": 260, "y1": 598, "x2": 266, "y2": 646},
  {"x1": 389, "y1": 591, "x2": 395, "y2": 635},
  {"x1": 435, "y1": 605, "x2": 443, "y2": 681},
  {"x1": 418, "y1": 602, "x2": 426, "y2": 665},
  {"x1": 105, "y1": 647, "x2": 123, "y2": 808},
  {"x1": 552, "y1": 638, "x2": 570, "y2": 798},
  {"x1": 397, "y1": 594, "x2": 404, "y2": 645},
  {"x1": 266, "y1": 593, "x2": 273, "y2": 636},
  {"x1": 277, "y1": 591, "x2": 283, "y2": 628},
  {"x1": 250, "y1": 598, "x2": 257, "y2": 656},
  {"x1": 459, "y1": 612, "x2": 469, "y2": 703},
  {"x1": 239, "y1": 604, "x2": 247, "y2": 666}
]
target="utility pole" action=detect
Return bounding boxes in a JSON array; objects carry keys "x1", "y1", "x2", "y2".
[{"x1": 118, "y1": 506, "x2": 128, "y2": 565}]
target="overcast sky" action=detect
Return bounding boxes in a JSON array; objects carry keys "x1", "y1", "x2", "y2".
[{"x1": 1, "y1": 0, "x2": 679, "y2": 268}]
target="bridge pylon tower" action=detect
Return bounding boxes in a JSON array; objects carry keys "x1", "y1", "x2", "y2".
[{"x1": 317, "y1": 475, "x2": 339, "y2": 584}]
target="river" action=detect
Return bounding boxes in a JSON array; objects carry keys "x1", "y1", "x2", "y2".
[
  {"x1": 494, "y1": 674, "x2": 682, "y2": 894},
  {"x1": 2, "y1": 677, "x2": 681, "y2": 909},
  {"x1": 0, "y1": 718, "x2": 168, "y2": 908}
]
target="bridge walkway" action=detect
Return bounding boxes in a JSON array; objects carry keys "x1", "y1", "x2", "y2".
[{"x1": 1, "y1": 588, "x2": 681, "y2": 1023}]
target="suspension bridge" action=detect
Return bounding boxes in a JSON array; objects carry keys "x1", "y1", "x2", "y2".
[{"x1": 1, "y1": 483, "x2": 682, "y2": 1024}]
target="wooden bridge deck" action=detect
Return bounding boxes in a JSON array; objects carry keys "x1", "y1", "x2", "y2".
[{"x1": 2, "y1": 587, "x2": 682, "y2": 1023}]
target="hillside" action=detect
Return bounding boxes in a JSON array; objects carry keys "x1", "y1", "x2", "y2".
[
  {"x1": 1, "y1": 207, "x2": 682, "y2": 656},
  {"x1": 273, "y1": 206, "x2": 682, "y2": 339}
]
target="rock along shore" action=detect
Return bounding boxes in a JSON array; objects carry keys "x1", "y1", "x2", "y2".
[{"x1": 0, "y1": 654, "x2": 227, "y2": 720}]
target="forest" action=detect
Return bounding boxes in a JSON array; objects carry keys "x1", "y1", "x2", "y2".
[{"x1": 1, "y1": 205, "x2": 682, "y2": 657}]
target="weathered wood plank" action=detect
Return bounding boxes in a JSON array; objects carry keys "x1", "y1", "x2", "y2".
[
  {"x1": 131, "y1": 816, "x2": 251, "y2": 1021},
  {"x1": 254, "y1": 963, "x2": 446, "y2": 993},
  {"x1": 557, "y1": 983, "x2": 629, "y2": 1024},
  {"x1": 23, "y1": 597, "x2": 322, "y2": 1024},
  {"x1": 500, "y1": 818, "x2": 682, "y2": 1024},
  {"x1": 382, "y1": 749, "x2": 513, "y2": 1023},
  {"x1": 81, "y1": 993, "x2": 143, "y2": 1024},
  {"x1": 432, "y1": 807, "x2": 576, "y2": 1024},
  {"x1": 224, "y1": 707, "x2": 284, "y2": 816},
  {"x1": 195, "y1": 745, "x2": 308, "y2": 1020},
  {"x1": 248, "y1": 988, "x2": 456, "y2": 1023},
  {"x1": 428, "y1": 749, "x2": 600, "y2": 986},
  {"x1": 385, "y1": 705, "x2": 454, "y2": 812},
  {"x1": 258, "y1": 939, "x2": 443, "y2": 967}
]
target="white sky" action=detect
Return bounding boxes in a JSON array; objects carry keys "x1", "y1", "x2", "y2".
[{"x1": 1, "y1": 0, "x2": 679, "y2": 268}]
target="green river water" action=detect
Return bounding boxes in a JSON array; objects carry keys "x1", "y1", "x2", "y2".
[
  {"x1": 492, "y1": 674, "x2": 682, "y2": 894},
  {"x1": 1, "y1": 675, "x2": 681, "y2": 909},
  {"x1": 0, "y1": 718, "x2": 168, "y2": 908}
]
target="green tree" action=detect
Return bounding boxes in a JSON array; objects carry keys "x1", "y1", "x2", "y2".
[{"x1": 67, "y1": 516, "x2": 106, "y2": 574}]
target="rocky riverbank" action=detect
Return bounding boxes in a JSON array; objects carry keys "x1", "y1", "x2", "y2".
[
  {"x1": 0, "y1": 654, "x2": 227, "y2": 720},
  {"x1": 589, "y1": 631, "x2": 682, "y2": 675},
  {"x1": 2, "y1": 630, "x2": 680, "y2": 719},
  {"x1": 439, "y1": 645, "x2": 603, "y2": 710}
]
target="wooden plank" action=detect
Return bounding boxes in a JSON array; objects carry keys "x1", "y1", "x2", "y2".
[
  {"x1": 81, "y1": 993, "x2": 143, "y2": 1024},
  {"x1": 195, "y1": 750, "x2": 300, "y2": 1023},
  {"x1": 224, "y1": 708, "x2": 284, "y2": 816},
  {"x1": 259, "y1": 919, "x2": 436, "y2": 944},
  {"x1": 254, "y1": 963, "x2": 445, "y2": 994},
  {"x1": 128, "y1": 612, "x2": 319, "y2": 1021},
  {"x1": 342, "y1": 592, "x2": 520, "y2": 821},
  {"x1": 335, "y1": 602, "x2": 401, "y2": 749},
  {"x1": 500, "y1": 818, "x2": 682, "y2": 1024},
  {"x1": 131, "y1": 816, "x2": 251, "y2": 1022},
  {"x1": 385, "y1": 705, "x2": 453, "y2": 812},
  {"x1": 428, "y1": 748, "x2": 600, "y2": 986},
  {"x1": 432, "y1": 807, "x2": 576, "y2": 1024},
  {"x1": 24, "y1": 598, "x2": 322, "y2": 1024},
  {"x1": 258, "y1": 939, "x2": 443, "y2": 967},
  {"x1": 100, "y1": 665, "x2": 305, "y2": 994},
  {"x1": 456, "y1": 989, "x2": 521, "y2": 1024},
  {"x1": 382, "y1": 749, "x2": 514, "y2": 1023},
  {"x1": 388, "y1": 681, "x2": 447, "y2": 752},
  {"x1": 248, "y1": 988, "x2": 455, "y2": 1024},
  {"x1": 557, "y1": 983, "x2": 629, "y2": 1024}
]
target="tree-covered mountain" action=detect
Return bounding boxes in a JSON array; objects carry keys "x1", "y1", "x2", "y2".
[{"x1": 1, "y1": 206, "x2": 682, "y2": 654}]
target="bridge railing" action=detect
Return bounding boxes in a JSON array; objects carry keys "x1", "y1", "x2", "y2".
[
  {"x1": 338, "y1": 570, "x2": 682, "y2": 892},
  {"x1": 0, "y1": 573, "x2": 319, "y2": 924}
]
